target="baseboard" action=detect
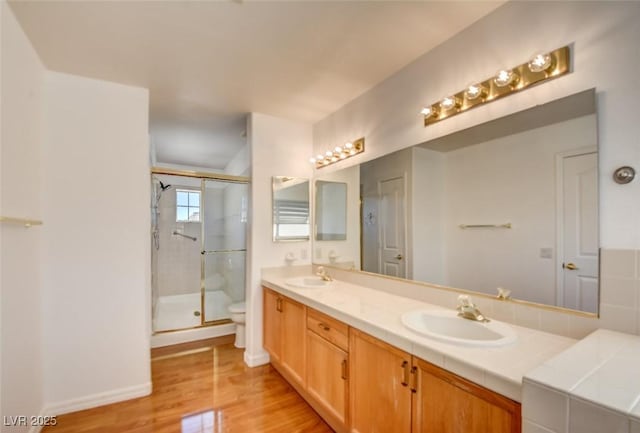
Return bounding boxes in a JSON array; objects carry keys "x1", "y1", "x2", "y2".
[
  {"x1": 27, "y1": 406, "x2": 50, "y2": 433},
  {"x1": 43, "y1": 382, "x2": 152, "y2": 416},
  {"x1": 244, "y1": 349, "x2": 270, "y2": 367},
  {"x1": 151, "y1": 323, "x2": 235, "y2": 348}
]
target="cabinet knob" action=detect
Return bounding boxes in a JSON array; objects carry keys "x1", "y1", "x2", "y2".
[{"x1": 317, "y1": 322, "x2": 330, "y2": 331}]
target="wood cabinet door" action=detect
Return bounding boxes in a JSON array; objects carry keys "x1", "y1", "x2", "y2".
[
  {"x1": 263, "y1": 288, "x2": 281, "y2": 362},
  {"x1": 307, "y1": 329, "x2": 349, "y2": 426},
  {"x1": 280, "y1": 297, "x2": 306, "y2": 384},
  {"x1": 349, "y1": 329, "x2": 412, "y2": 433},
  {"x1": 412, "y1": 357, "x2": 521, "y2": 433}
]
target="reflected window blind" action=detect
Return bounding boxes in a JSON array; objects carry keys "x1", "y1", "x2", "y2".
[{"x1": 274, "y1": 200, "x2": 309, "y2": 224}]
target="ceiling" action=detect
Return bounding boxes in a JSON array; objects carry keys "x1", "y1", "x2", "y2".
[{"x1": 9, "y1": 0, "x2": 504, "y2": 169}]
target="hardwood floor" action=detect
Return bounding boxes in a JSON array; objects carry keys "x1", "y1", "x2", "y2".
[{"x1": 43, "y1": 336, "x2": 334, "y2": 433}]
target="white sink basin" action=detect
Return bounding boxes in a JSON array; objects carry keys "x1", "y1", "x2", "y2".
[
  {"x1": 285, "y1": 276, "x2": 332, "y2": 289},
  {"x1": 401, "y1": 309, "x2": 517, "y2": 347}
]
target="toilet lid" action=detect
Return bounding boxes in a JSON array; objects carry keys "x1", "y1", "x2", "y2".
[{"x1": 228, "y1": 302, "x2": 246, "y2": 313}]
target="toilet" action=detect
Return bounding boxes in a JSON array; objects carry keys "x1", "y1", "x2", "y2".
[{"x1": 228, "y1": 301, "x2": 246, "y2": 348}]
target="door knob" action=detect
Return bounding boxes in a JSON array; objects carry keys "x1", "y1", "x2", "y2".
[
  {"x1": 395, "y1": 254, "x2": 403, "y2": 260},
  {"x1": 563, "y1": 262, "x2": 579, "y2": 270}
]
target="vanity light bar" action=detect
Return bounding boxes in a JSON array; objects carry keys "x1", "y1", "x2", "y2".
[
  {"x1": 421, "y1": 46, "x2": 570, "y2": 127},
  {"x1": 310, "y1": 137, "x2": 365, "y2": 169}
]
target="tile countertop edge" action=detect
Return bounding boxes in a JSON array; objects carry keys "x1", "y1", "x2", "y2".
[
  {"x1": 524, "y1": 328, "x2": 640, "y2": 422},
  {"x1": 261, "y1": 277, "x2": 577, "y2": 403}
]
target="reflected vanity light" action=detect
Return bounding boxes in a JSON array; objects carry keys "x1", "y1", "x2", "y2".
[
  {"x1": 421, "y1": 46, "x2": 570, "y2": 127},
  {"x1": 310, "y1": 137, "x2": 365, "y2": 169}
]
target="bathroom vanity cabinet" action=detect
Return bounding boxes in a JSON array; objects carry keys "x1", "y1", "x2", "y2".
[
  {"x1": 413, "y1": 357, "x2": 520, "y2": 433},
  {"x1": 263, "y1": 287, "x2": 521, "y2": 433},
  {"x1": 349, "y1": 328, "x2": 413, "y2": 433},
  {"x1": 306, "y1": 309, "x2": 349, "y2": 429},
  {"x1": 263, "y1": 288, "x2": 306, "y2": 385}
]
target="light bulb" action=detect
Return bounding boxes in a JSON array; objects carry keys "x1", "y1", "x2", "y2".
[
  {"x1": 494, "y1": 69, "x2": 518, "y2": 88},
  {"x1": 331, "y1": 156, "x2": 338, "y2": 162},
  {"x1": 344, "y1": 142, "x2": 353, "y2": 149},
  {"x1": 309, "y1": 157, "x2": 316, "y2": 164},
  {"x1": 349, "y1": 149, "x2": 356, "y2": 155},
  {"x1": 528, "y1": 53, "x2": 553, "y2": 73},
  {"x1": 421, "y1": 106, "x2": 433, "y2": 116},
  {"x1": 421, "y1": 105, "x2": 439, "y2": 117},
  {"x1": 335, "y1": 146, "x2": 342, "y2": 153},
  {"x1": 465, "y1": 84, "x2": 486, "y2": 101},
  {"x1": 325, "y1": 150, "x2": 333, "y2": 157},
  {"x1": 316, "y1": 154, "x2": 323, "y2": 161},
  {"x1": 340, "y1": 153, "x2": 347, "y2": 159},
  {"x1": 440, "y1": 96, "x2": 460, "y2": 110}
]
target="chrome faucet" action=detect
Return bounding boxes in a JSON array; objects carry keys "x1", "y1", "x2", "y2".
[
  {"x1": 456, "y1": 295, "x2": 490, "y2": 323},
  {"x1": 315, "y1": 266, "x2": 333, "y2": 282}
]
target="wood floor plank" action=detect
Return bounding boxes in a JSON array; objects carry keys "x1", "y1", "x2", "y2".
[{"x1": 43, "y1": 337, "x2": 334, "y2": 432}]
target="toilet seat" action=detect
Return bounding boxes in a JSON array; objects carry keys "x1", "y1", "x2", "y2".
[{"x1": 228, "y1": 302, "x2": 245, "y2": 314}]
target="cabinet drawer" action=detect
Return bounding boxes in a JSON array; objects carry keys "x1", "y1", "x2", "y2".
[{"x1": 307, "y1": 309, "x2": 349, "y2": 351}]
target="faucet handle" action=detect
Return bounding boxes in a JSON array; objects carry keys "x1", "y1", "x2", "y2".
[
  {"x1": 316, "y1": 266, "x2": 325, "y2": 275},
  {"x1": 457, "y1": 294, "x2": 473, "y2": 307}
]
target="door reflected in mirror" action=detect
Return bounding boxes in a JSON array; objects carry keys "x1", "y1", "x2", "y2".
[
  {"x1": 313, "y1": 89, "x2": 600, "y2": 314},
  {"x1": 315, "y1": 180, "x2": 347, "y2": 241},
  {"x1": 272, "y1": 176, "x2": 310, "y2": 242}
]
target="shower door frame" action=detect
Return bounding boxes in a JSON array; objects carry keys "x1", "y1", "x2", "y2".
[{"x1": 151, "y1": 166, "x2": 250, "y2": 333}]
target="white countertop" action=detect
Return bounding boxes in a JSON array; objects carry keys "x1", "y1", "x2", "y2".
[
  {"x1": 525, "y1": 328, "x2": 640, "y2": 420},
  {"x1": 262, "y1": 272, "x2": 577, "y2": 402}
]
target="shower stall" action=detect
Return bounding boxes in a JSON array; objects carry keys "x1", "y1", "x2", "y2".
[{"x1": 150, "y1": 170, "x2": 248, "y2": 338}]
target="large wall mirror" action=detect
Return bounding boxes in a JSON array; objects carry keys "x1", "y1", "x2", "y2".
[
  {"x1": 272, "y1": 176, "x2": 310, "y2": 242},
  {"x1": 313, "y1": 89, "x2": 599, "y2": 314}
]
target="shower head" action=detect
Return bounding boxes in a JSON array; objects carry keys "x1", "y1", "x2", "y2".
[{"x1": 159, "y1": 181, "x2": 172, "y2": 191}]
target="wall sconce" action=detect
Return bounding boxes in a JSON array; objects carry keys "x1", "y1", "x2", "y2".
[
  {"x1": 421, "y1": 46, "x2": 570, "y2": 127},
  {"x1": 310, "y1": 137, "x2": 365, "y2": 169}
]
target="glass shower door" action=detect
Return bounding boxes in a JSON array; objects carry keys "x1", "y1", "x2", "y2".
[{"x1": 201, "y1": 179, "x2": 248, "y2": 324}]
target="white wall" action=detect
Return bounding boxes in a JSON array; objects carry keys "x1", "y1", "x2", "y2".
[
  {"x1": 41, "y1": 72, "x2": 151, "y2": 414},
  {"x1": 225, "y1": 142, "x2": 250, "y2": 177},
  {"x1": 245, "y1": 112, "x2": 312, "y2": 366},
  {"x1": 313, "y1": 1, "x2": 640, "y2": 250},
  {"x1": 0, "y1": 3, "x2": 45, "y2": 430},
  {"x1": 312, "y1": 1, "x2": 640, "y2": 335}
]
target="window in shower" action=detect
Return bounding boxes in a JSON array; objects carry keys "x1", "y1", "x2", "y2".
[{"x1": 176, "y1": 189, "x2": 201, "y2": 222}]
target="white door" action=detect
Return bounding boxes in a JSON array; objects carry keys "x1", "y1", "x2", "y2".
[
  {"x1": 559, "y1": 151, "x2": 598, "y2": 313},
  {"x1": 378, "y1": 177, "x2": 406, "y2": 278}
]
